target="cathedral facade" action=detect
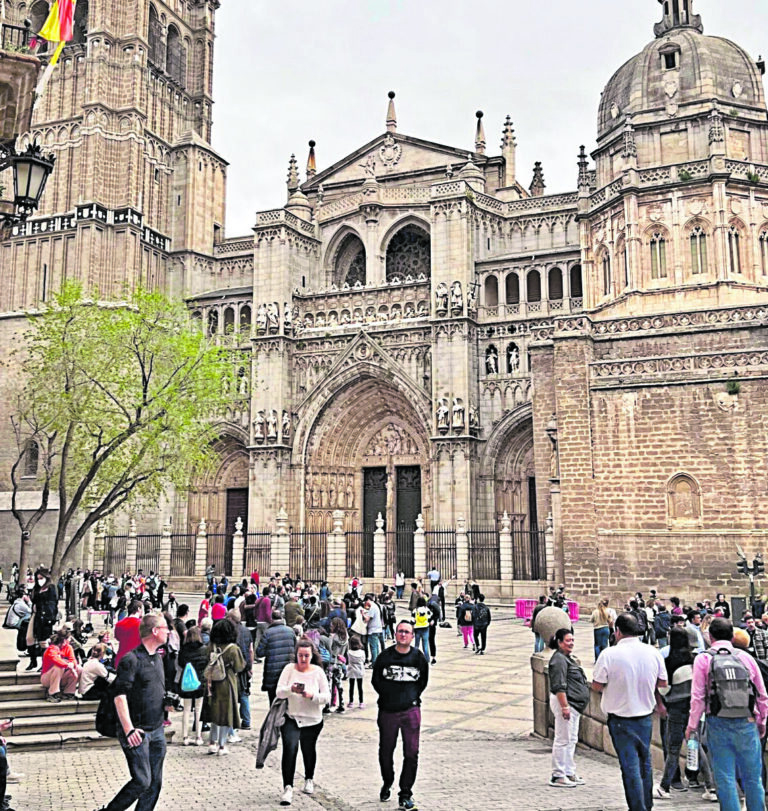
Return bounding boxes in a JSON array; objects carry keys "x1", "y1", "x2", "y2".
[{"x1": 3, "y1": 0, "x2": 768, "y2": 599}]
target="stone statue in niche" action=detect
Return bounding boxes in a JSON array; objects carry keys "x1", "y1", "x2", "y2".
[
  {"x1": 253, "y1": 411, "x2": 266, "y2": 443},
  {"x1": 346, "y1": 474, "x2": 355, "y2": 509},
  {"x1": 435, "y1": 282, "x2": 449, "y2": 313},
  {"x1": 238, "y1": 369, "x2": 248, "y2": 395},
  {"x1": 486, "y1": 346, "x2": 499, "y2": 375},
  {"x1": 452, "y1": 398, "x2": 465, "y2": 431},
  {"x1": 468, "y1": 404, "x2": 479, "y2": 430},
  {"x1": 256, "y1": 304, "x2": 267, "y2": 333},
  {"x1": 404, "y1": 302, "x2": 415, "y2": 319},
  {"x1": 507, "y1": 344, "x2": 520, "y2": 373},
  {"x1": 329, "y1": 475, "x2": 336, "y2": 508},
  {"x1": 266, "y1": 303, "x2": 279, "y2": 333},
  {"x1": 283, "y1": 303, "x2": 292, "y2": 333},
  {"x1": 341, "y1": 311, "x2": 351, "y2": 324},
  {"x1": 282, "y1": 410, "x2": 291, "y2": 440},
  {"x1": 328, "y1": 312, "x2": 338, "y2": 326},
  {"x1": 360, "y1": 154, "x2": 376, "y2": 178},
  {"x1": 436, "y1": 398, "x2": 450, "y2": 433},
  {"x1": 417, "y1": 301, "x2": 428, "y2": 317},
  {"x1": 320, "y1": 473, "x2": 329, "y2": 507},
  {"x1": 450, "y1": 281, "x2": 463, "y2": 313},
  {"x1": 266, "y1": 409, "x2": 278, "y2": 441},
  {"x1": 466, "y1": 284, "x2": 477, "y2": 312}
]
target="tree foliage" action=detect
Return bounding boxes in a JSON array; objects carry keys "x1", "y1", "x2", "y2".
[{"x1": 7, "y1": 283, "x2": 235, "y2": 575}]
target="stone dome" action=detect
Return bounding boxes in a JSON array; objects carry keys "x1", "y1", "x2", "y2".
[{"x1": 598, "y1": 26, "x2": 767, "y2": 142}]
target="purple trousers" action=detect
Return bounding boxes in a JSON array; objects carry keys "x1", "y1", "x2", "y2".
[{"x1": 377, "y1": 706, "x2": 421, "y2": 800}]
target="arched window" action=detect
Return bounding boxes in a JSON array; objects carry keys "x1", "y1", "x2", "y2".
[
  {"x1": 506, "y1": 342, "x2": 520, "y2": 374},
  {"x1": 334, "y1": 233, "x2": 366, "y2": 286},
  {"x1": 30, "y1": 0, "x2": 50, "y2": 53},
  {"x1": 24, "y1": 440, "x2": 39, "y2": 478},
  {"x1": 484, "y1": 275, "x2": 499, "y2": 306},
  {"x1": 223, "y1": 307, "x2": 235, "y2": 334},
  {"x1": 690, "y1": 227, "x2": 708, "y2": 275},
  {"x1": 166, "y1": 25, "x2": 185, "y2": 85},
  {"x1": 601, "y1": 253, "x2": 611, "y2": 296},
  {"x1": 728, "y1": 225, "x2": 742, "y2": 275},
  {"x1": 191, "y1": 310, "x2": 203, "y2": 330},
  {"x1": 667, "y1": 473, "x2": 701, "y2": 525},
  {"x1": 569, "y1": 265, "x2": 583, "y2": 298},
  {"x1": 72, "y1": 0, "x2": 88, "y2": 44},
  {"x1": 148, "y1": 4, "x2": 164, "y2": 66},
  {"x1": 616, "y1": 239, "x2": 629, "y2": 289},
  {"x1": 385, "y1": 225, "x2": 430, "y2": 281},
  {"x1": 206, "y1": 309, "x2": 218, "y2": 338},
  {"x1": 526, "y1": 269, "x2": 541, "y2": 302},
  {"x1": 240, "y1": 305, "x2": 252, "y2": 331},
  {"x1": 650, "y1": 231, "x2": 667, "y2": 279},
  {"x1": 505, "y1": 272, "x2": 520, "y2": 304},
  {"x1": 548, "y1": 267, "x2": 563, "y2": 300},
  {"x1": 760, "y1": 230, "x2": 768, "y2": 277}
]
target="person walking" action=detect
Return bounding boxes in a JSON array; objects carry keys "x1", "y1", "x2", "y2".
[
  {"x1": 472, "y1": 594, "x2": 492, "y2": 655},
  {"x1": 457, "y1": 593, "x2": 475, "y2": 650},
  {"x1": 346, "y1": 635, "x2": 366, "y2": 709},
  {"x1": 412, "y1": 598, "x2": 430, "y2": 661},
  {"x1": 275, "y1": 638, "x2": 330, "y2": 806},
  {"x1": 686, "y1": 617, "x2": 768, "y2": 811},
  {"x1": 256, "y1": 610, "x2": 296, "y2": 705},
  {"x1": 365, "y1": 596, "x2": 385, "y2": 664},
  {"x1": 372, "y1": 620, "x2": 429, "y2": 811},
  {"x1": 548, "y1": 628, "x2": 589, "y2": 788},
  {"x1": 205, "y1": 618, "x2": 246, "y2": 755},
  {"x1": 93, "y1": 614, "x2": 171, "y2": 811},
  {"x1": 588, "y1": 598, "x2": 615, "y2": 662},
  {"x1": 591, "y1": 613, "x2": 667, "y2": 811},
  {"x1": 177, "y1": 625, "x2": 208, "y2": 746}
]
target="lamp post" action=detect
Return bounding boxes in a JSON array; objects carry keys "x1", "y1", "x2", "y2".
[{"x1": 0, "y1": 142, "x2": 56, "y2": 226}]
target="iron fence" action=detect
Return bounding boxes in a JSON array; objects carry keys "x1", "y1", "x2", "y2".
[
  {"x1": 103, "y1": 535, "x2": 128, "y2": 575},
  {"x1": 289, "y1": 529, "x2": 327, "y2": 583},
  {"x1": 512, "y1": 528, "x2": 547, "y2": 580},
  {"x1": 346, "y1": 530, "x2": 373, "y2": 579},
  {"x1": 467, "y1": 525, "x2": 501, "y2": 580},
  {"x1": 244, "y1": 532, "x2": 271, "y2": 577},
  {"x1": 1, "y1": 23, "x2": 30, "y2": 51},
  {"x1": 384, "y1": 524, "x2": 415, "y2": 579},
  {"x1": 135, "y1": 534, "x2": 161, "y2": 574},
  {"x1": 206, "y1": 533, "x2": 232, "y2": 577},
  {"x1": 170, "y1": 534, "x2": 195, "y2": 578},
  {"x1": 425, "y1": 528, "x2": 456, "y2": 581}
]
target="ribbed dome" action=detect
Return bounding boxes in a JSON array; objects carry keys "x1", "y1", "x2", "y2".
[{"x1": 598, "y1": 27, "x2": 767, "y2": 142}]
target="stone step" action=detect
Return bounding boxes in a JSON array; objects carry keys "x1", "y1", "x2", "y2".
[
  {"x1": 0, "y1": 660, "x2": 18, "y2": 673},
  {"x1": 5, "y1": 730, "x2": 116, "y2": 751},
  {"x1": 0, "y1": 669, "x2": 45, "y2": 686},
  {"x1": 0, "y1": 683, "x2": 45, "y2": 702},
  {"x1": 3, "y1": 698, "x2": 99, "y2": 718},
  {"x1": 11, "y1": 711, "x2": 96, "y2": 736}
]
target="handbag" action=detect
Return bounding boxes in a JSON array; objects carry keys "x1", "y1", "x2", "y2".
[{"x1": 181, "y1": 661, "x2": 201, "y2": 692}]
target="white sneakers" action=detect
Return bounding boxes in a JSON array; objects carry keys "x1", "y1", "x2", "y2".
[
  {"x1": 217, "y1": 745, "x2": 229, "y2": 756},
  {"x1": 653, "y1": 784, "x2": 671, "y2": 799},
  {"x1": 303, "y1": 779, "x2": 314, "y2": 795},
  {"x1": 280, "y1": 786, "x2": 293, "y2": 806},
  {"x1": 207, "y1": 743, "x2": 219, "y2": 755},
  {"x1": 227, "y1": 733, "x2": 242, "y2": 743}
]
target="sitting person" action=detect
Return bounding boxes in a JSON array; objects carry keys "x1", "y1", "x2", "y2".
[
  {"x1": 69, "y1": 619, "x2": 89, "y2": 665},
  {"x1": 76, "y1": 644, "x2": 115, "y2": 701},
  {"x1": 41, "y1": 628, "x2": 81, "y2": 703}
]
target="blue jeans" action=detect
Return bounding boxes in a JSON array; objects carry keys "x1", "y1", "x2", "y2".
[
  {"x1": 107, "y1": 725, "x2": 166, "y2": 811},
  {"x1": 534, "y1": 633, "x2": 545, "y2": 653},
  {"x1": 239, "y1": 690, "x2": 251, "y2": 728},
  {"x1": 607, "y1": 714, "x2": 653, "y2": 811},
  {"x1": 369, "y1": 632, "x2": 385, "y2": 663},
  {"x1": 593, "y1": 626, "x2": 610, "y2": 661},
  {"x1": 414, "y1": 627, "x2": 429, "y2": 660},
  {"x1": 707, "y1": 716, "x2": 764, "y2": 811}
]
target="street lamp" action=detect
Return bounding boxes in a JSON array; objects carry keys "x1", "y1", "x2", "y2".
[{"x1": 0, "y1": 142, "x2": 56, "y2": 225}]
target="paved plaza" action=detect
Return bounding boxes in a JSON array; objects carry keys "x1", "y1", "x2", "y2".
[{"x1": 3, "y1": 604, "x2": 710, "y2": 811}]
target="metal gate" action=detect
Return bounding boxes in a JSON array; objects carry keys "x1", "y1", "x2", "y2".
[
  {"x1": 135, "y1": 534, "x2": 161, "y2": 574},
  {"x1": 103, "y1": 535, "x2": 128, "y2": 575},
  {"x1": 512, "y1": 528, "x2": 546, "y2": 580},
  {"x1": 289, "y1": 529, "x2": 327, "y2": 582},
  {"x1": 244, "y1": 532, "x2": 271, "y2": 577},
  {"x1": 346, "y1": 529, "x2": 373, "y2": 579},
  {"x1": 424, "y1": 528, "x2": 456, "y2": 581},
  {"x1": 169, "y1": 534, "x2": 195, "y2": 577},
  {"x1": 206, "y1": 533, "x2": 232, "y2": 577},
  {"x1": 468, "y1": 526, "x2": 501, "y2": 580}
]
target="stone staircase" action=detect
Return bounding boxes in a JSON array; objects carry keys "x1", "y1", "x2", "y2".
[{"x1": 0, "y1": 659, "x2": 112, "y2": 751}]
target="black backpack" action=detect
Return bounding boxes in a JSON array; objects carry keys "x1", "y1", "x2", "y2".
[
  {"x1": 95, "y1": 685, "x2": 118, "y2": 737},
  {"x1": 654, "y1": 611, "x2": 671, "y2": 636}
]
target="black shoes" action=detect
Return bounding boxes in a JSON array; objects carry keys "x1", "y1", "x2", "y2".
[
  {"x1": 380, "y1": 783, "x2": 392, "y2": 802},
  {"x1": 398, "y1": 797, "x2": 417, "y2": 810}
]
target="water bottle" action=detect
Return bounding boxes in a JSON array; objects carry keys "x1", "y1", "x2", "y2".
[{"x1": 686, "y1": 730, "x2": 699, "y2": 771}]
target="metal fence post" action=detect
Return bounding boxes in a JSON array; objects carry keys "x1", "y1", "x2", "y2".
[
  {"x1": 373, "y1": 513, "x2": 386, "y2": 581},
  {"x1": 499, "y1": 511, "x2": 514, "y2": 582},
  {"x1": 271, "y1": 507, "x2": 290, "y2": 574},
  {"x1": 455, "y1": 514, "x2": 469, "y2": 582},
  {"x1": 159, "y1": 518, "x2": 172, "y2": 577},
  {"x1": 413, "y1": 514, "x2": 426, "y2": 581},
  {"x1": 232, "y1": 517, "x2": 245, "y2": 578},
  {"x1": 327, "y1": 510, "x2": 346, "y2": 581},
  {"x1": 125, "y1": 516, "x2": 138, "y2": 574},
  {"x1": 194, "y1": 518, "x2": 208, "y2": 578}
]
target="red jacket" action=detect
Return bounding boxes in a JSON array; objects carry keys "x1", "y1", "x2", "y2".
[{"x1": 42, "y1": 641, "x2": 76, "y2": 674}]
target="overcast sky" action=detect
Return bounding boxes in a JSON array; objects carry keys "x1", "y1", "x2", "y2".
[{"x1": 211, "y1": 0, "x2": 768, "y2": 238}]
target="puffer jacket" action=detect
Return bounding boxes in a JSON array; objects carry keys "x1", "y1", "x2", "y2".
[
  {"x1": 178, "y1": 640, "x2": 208, "y2": 699},
  {"x1": 256, "y1": 620, "x2": 296, "y2": 691}
]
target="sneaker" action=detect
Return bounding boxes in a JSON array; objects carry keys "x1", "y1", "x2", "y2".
[
  {"x1": 4, "y1": 775, "x2": 22, "y2": 785},
  {"x1": 217, "y1": 745, "x2": 229, "y2": 756},
  {"x1": 335, "y1": 706, "x2": 345, "y2": 713},
  {"x1": 280, "y1": 786, "x2": 293, "y2": 806},
  {"x1": 398, "y1": 797, "x2": 418, "y2": 810},
  {"x1": 687, "y1": 781, "x2": 702, "y2": 790},
  {"x1": 24, "y1": 663, "x2": 38, "y2": 671},
  {"x1": 60, "y1": 693, "x2": 76, "y2": 701},
  {"x1": 670, "y1": 781, "x2": 688, "y2": 792},
  {"x1": 303, "y1": 779, "x2": 314, "y2": 795},
  {"x1": 348, "y1": 702, "x2": 357, "y2": 709},
  {"x1": 480, "y1": 650, "x2": 485, "y2": 655},
  {"x1": 240, "y1": 725, "x2": 251, "y2": 731},
  {"x1": 430, "y1": 658, "x2": 436, "y2": 664},
  {"x1": 702, "y1": 789, "x2": 718, "y2": 802},
  {"x1": 653, "y1": 784, "x2": 671, "y2": 799},
  {"x1": 227, "y1": 733, "x2": 242, "y2": 743},
  {"x1": 208, "y1": 743, "x2": 219, "y2": 755},
  {"x1": 46, "y1": 693, "x2": 62, "y2": 704},
  {"x1": 183, "y1": 736, "x2": 192, "y2": 746},
  {"x1": 549, "y1": 776, "x2": 577, "y2": 788},
  {"x1": 194, "y1": 736, "x2": 204, "y2": 746},
  {"x1": 567, "y1": 774, "x2": 585, "y2": 785},
  {"x1": 380, "y1": 783, "x2": 392, "y2": 802},
  {"x1": 359, "y1": 702, "x2": 366, "y2": 709}
]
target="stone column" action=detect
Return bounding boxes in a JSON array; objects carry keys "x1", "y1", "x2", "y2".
[
  {"x1": 455, "y1": 514, "x2": 469, "y2": 581},
  {"x1": 373, "y1": 513, "x2": 386, "y2": 581},
  {"x1": 413, "y1": 513, "x2": 426, "y2": 582},
  {"x1": 159, "y1": 518, "x2": 172, "y2": 578},
  {"x1": 194, "y1": 518, "x2": 208, "y2": 578},
  {"x1": 125, "y1": 516, "x2": 138, "y2": 574},
  {"x1": 232, "y1": 517, "x2": 245, "y2": 578},
  {"x1": 92, "y1": 521, "x2": 106, "y2": 572},
  {"x1": 499, "y1": 511, "x2": 513, "y2": 583},
  {"x1": 271, "y1": 507, "x2": 290, "y2": 574},
  {"x1": 545, "y1": 511, "x2": 557, "y2": 583},
  {"x1": 326, "y1": 510, "x2": 346, "y2": 581}
]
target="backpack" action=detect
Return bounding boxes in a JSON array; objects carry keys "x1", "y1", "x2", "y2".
[
  {"x1": 204, "y1": 643, "x2": 233, "y2": 683},
  {"x1": 464, "y1": 609, "x2": 473, "y2": 623},
  {"x1": 631, "y1": 608, "x2": 647, "y2": 633},
  {"x1": 95, "y1": 685, "x2": 118, "y2": 737},
  {"x1": 474, "y1": 604, "x2": 490, "y2": 627},
  {"x1": 654, "y1": 611, "x2": 671, "y2": 636},
  {"x1": 2, "y1": 603, "x2": 27, "y2": 630},
  {"x1": 706, "y1": 645, "x2": 755, "y2": 718}
]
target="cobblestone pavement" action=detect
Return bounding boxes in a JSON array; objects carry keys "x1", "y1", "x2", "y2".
[{"x1": 3, "y1": 600, "x2": 710, "y2": 810}]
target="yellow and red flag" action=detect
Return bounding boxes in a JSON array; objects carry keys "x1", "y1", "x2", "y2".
[{"x1": 38, "y1": 0, "x2": 76, "y2": 66}]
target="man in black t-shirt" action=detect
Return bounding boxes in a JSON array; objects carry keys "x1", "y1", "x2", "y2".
[
  {"x1": 372, "y1": 620, "x2": 429, "y2": 811},
  {"x1": 94, "y1": 613, "x2": 170, "y2": 811}
]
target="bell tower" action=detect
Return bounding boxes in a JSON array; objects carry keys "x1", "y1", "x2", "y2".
[
  {"x1": 0, "y1": 0, "x2": 226, "y2": 309},
  {"x1": 654, "y1": 0, "x2": 702, "y2": 36}
]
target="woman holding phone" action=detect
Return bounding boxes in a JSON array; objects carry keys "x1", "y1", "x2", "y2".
[{"x1": 275, "y1": 637, "x2": 330, "y2": 806}]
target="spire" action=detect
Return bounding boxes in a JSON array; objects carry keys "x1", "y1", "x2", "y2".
[
  {"x1": 501, "y1": 115, "x2": 516, "y2": 187},
  {"x1": 474, "y1": 110, "x2": 486, "y2": 155},
  {"x1": 529, "y1": 161, "x2": 545, "y2": 197},
  {"x1": 287, "y1": 154, "x2": 299, "y2": 196},
  {"x1": 306, "y1": 140, "x2": 317, "y2": 181},
  {"x1": 386, "y1": 91, "x2": 397, "y2": 133},
  {"x1": 501, "y1": 115, "x2": 516, "y2": 149},
  {"x1": 577, "y1": 145, "x2": 591, "y2": 193},
  {"x1": 654, "y1": 0, "x2": 702, "y2": 38}
]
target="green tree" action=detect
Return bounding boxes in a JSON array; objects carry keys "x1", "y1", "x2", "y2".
[{"x1": 7, "y1": 283, "x2": 235, "y2": 576}]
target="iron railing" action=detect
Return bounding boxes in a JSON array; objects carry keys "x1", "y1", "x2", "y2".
[
  {"x1": 467, "y1": 525, "x2": 501, "y2": 580},
  {"x1": 103, "y1": 535, "x2": 128, "y2": 576},
  {"x1": 244, "y1": 531, "x2": 271, "y2": 577},
  {"x1": 206, "y1": 533, "x2": 232, "y2": 577},
  {"x1": 346, "y1": 529, "x2": 373, "y2": 579},
  {"x1": 425, "y1": 527, "x2": 456, "y2": 581},
  {"x1": 169, "y1": 534, "x2": 195, "y2": 578},
  {"x1": 512, "y1": 528, "x2": 547, "y2": 581},
  {"x1": 135, "y1": 534, "x2": 161, "y2": 574},
  {"x1": 1, "y1": 22, "x2": 31, "y2": 51},
  {"x1": 289, "y1": 529, "x2": 327, "y2": 582},
  {"x1": 384, "y1": 524, "x2": 415, "y2": 579}
]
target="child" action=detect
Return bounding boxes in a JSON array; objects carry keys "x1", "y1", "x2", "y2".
[
  {"x1": 329, "y1": 618, "x2": 348, "y2": 713},
  {"x1": 346, "y1": 634, "x2": 366, "y2": 709}
]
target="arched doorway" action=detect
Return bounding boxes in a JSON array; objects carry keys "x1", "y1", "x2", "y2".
[{"x1": 303, "y1": 375, "x2": 430, "y2": 576}]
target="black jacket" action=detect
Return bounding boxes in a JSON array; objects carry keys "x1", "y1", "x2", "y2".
[
  {"x1": 178, "y1": 640, "x2": 208, "y2": 698},
  {"x1": 256, "y1": 621, "x2": 296, "y2": 690}
]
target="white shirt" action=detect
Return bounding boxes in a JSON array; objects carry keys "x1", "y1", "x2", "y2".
[{"x1": 593, "y1": 637, "x2": 666, "y2": 717}]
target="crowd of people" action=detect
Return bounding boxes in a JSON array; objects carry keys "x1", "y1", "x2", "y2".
[{"x1": 545, "y1": 588, "x2": 768, "y2": 811}]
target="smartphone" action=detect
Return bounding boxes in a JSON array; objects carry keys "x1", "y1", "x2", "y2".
[{"x1": 294, "y1": 682, "x2": 305, "y2": 693}]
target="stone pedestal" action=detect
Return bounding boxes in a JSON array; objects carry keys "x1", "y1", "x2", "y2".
[
  {"x1": 125, "y1": 517, "x2": 138, "y2": 574},
  {"x1": 455, "y1": 514, "x2": 468, "y2": 580},
  {"x1": 373, "y1": 513, "x2": 386, "y2": 581},
  {"x1": 413, "y1": 514, "x2": 426, "y2": 581},
  {"x1": 194, "y1": 519, "x2": 208, "y2": 578},
  {"x1": 499, "y1": 511, "x2": 513, "y2": 582},
  {"x1": 159, "y1": 519, "x2": 172, "y2": 578},
  {"x1": 326, "y1": 510, "x2": 346, "y2": 580},
  {"x1": 271, "y1": 507, "x2": 290, "y2": 574},
  {"x1": 232, "y1": 517, "x2": 245, "y2": 578}
]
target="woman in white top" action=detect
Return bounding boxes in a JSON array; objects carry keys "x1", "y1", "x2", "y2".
[
  {"x1": 76, "y1": 644, "x2": 116, "y2": 701},
  {"x1": 275, "y1": 637, "x2": 331, "y2": 806}
]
